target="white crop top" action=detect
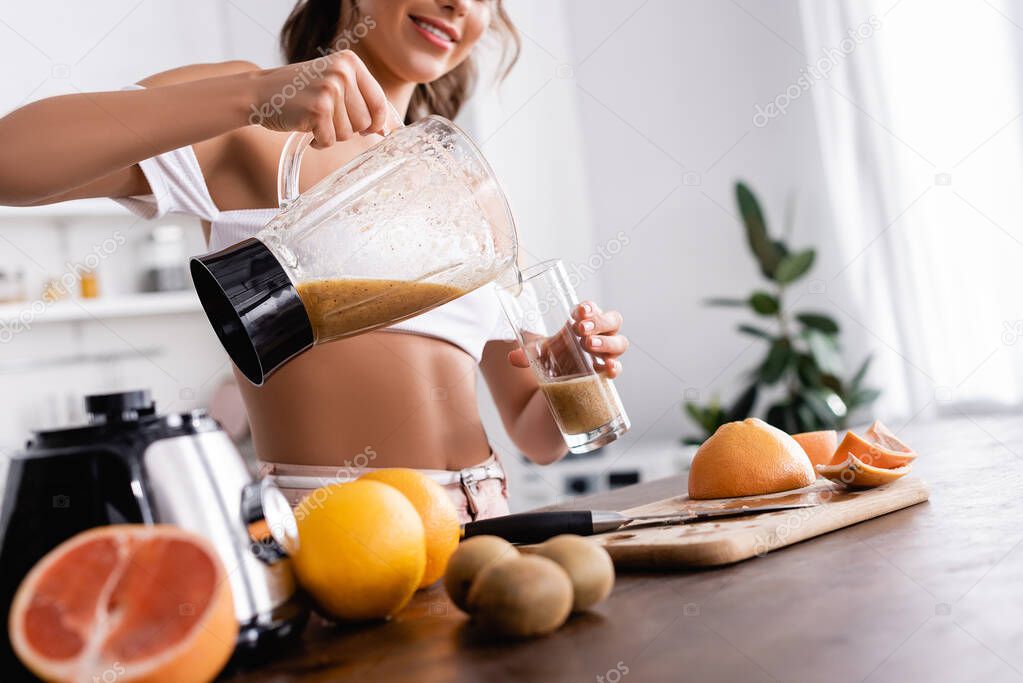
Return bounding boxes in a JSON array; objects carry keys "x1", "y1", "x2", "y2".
[{"x1": 115, "y1": 116, "x2": 514, "y2": 362}]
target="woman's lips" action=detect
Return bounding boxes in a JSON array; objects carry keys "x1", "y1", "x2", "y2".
[{"x1": 409, "y1": 15, "x2": 457, "y2": 50}]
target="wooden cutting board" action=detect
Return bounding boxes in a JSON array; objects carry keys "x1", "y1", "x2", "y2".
[{"x1": 584, "y1": 477, "x2": 929, "y2": 568}]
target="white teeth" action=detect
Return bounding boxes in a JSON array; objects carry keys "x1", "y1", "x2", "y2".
[{"x1": 412, "y1": 18, "x2": 453, "y2": 42}]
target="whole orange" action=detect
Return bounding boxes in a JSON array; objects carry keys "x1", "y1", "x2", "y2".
[
  {"x1": 292, "y1": 480, "x2": 426, "y2": 620},
  {"x1": 361, "y1": 468, "x2": 461, "y2": 588}
]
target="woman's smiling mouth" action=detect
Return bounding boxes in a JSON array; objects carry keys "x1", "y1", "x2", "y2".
[{"x1": 409, "y1": 15, "x2": 459, "y2": 49}]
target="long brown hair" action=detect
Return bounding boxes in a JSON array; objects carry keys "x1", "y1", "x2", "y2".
[{"x1": 280, "y1": 1, "x2": 520, "y2": 122}]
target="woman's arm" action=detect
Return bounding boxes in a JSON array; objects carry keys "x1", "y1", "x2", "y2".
[
  {"x1": 480, "y1": 300, "x2": 630, "y2": 465},
  {"x1": 0, "y1": 64, "x2": 256, "y2": 205},
  {"x1": 0, "y1": 51, "x2": 391, "y2": 206},
  {"x1": 480, "y1": 339, "x2": 568, "y2": 465}
]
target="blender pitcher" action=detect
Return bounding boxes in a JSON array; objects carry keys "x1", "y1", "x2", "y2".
[{"x1": 190, "y1": 116, "x2": 518, "y2": 385}]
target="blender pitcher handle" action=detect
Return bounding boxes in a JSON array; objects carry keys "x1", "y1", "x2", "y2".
[
  {"x1": 276, "y1": 101, "x2": 406, "y2": 211},
  {"x1": 276, "y1": 132, "x2": 312, "y2": 211}
]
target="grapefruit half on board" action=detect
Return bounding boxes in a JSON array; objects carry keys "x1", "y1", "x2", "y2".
[{"x1": 9, "y1": 524, "x2": 237, "y2": 683}]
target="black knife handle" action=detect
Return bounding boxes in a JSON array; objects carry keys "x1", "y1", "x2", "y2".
[{"x1": 462, "y1": 511, "x2": 594, "y2": 544}]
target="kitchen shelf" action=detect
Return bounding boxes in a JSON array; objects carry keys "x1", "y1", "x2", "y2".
[
  {"x1": 0, "y1": 291, "x2": 203, "y2": 325},
  {"x1": 0, "y1": 198, "x2": 132, "y2": 219}
]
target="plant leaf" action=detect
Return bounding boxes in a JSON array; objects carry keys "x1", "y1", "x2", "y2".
[
  {"x1": 848, "y1": 387, "x2": 881, "y2": 408},
  {"x1": 795, "y1": 354, "x2": 824, "y2": 388},
  {"x1": 805, "y1": 330, "x2": 842, "y2": 376},
  {"x1": 765, "y1": 402, "x2": 787, "y2": 430},
  {"x1": 775, "y1": 249, "x2": 816, "y2": 284},
  {"x1": 684, "y1": 402, "x2": 710, "y2": 432},
  {"x1": 820, "y1": 373, "x2": 843, "y2": 394},
  {"x1": 772, "y1": 240, "x2": 790, "y2": 262},
  {"x1": 794, "y1": 400, "x2": 820, "y2": 432},
  {"x1": 738, "y1": 324, "x2": 773, "y2": 339},
  {"x1": 850, "y1": 354, "x2": 873, "y2": 391},
  {"x1": 736, "y1": 182, "x2": 784, "y2": 279},
  {"x1": 705, "y1": 297, "x2": 748, "y2": 307},
  {"x1": 726, "y1": 383, "x2": 759, "y2": 421},
  {"x1": 796, "y1": 312, "x2": 839, "y2": 334},
  {"x1": 684, "y1": 400, "x2": 729, "y2": 436},
  {"x1": 750, "y1": 291, "x2": 780, "y2": 315},
  {"x1": 803, "y1": 389, "x2": 847, "y2": 426},
  {"x1": 765, "y1": 401, "x2": 799, "y2": 433},
  {"x1": 759, "y1": 339, "x2": 794, "y2": 384}
]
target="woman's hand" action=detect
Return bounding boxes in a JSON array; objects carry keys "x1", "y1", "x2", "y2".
[
  {"x1": 508, "y1": 301, "x2": 629, "y2": 378},
  {"x1": 570, "y1": 301, "x2": 628, "y2": 377},
  {"x1": 250, "y1": 50, "x2": 396, "y2": 149}
]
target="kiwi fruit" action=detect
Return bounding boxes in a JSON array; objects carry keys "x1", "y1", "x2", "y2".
[
  {"x1": 443, "y1": 535, "x2": 518, "y2": 612},
  {"x1": 534, "y1": 534, "x2": 615, "y2": 612},
  {"x1": 466, "y1": 555, "x2": 573, "y2": 638}
]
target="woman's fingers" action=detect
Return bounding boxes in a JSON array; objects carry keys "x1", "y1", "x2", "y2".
[
  {"x1": 262, "y1": 49, "x2": 390, "y2": 146},
  {"x1": 573, "y1": 302, "x2": 622, "y2": 337},
  {"x1": 584, "y1": 333, "x2": 629, "y2": 356},
  {"x1": 341, "y1": 92, "x2": 367, "y2": 137},
  {"x1": 342, "y1": 78, "x2": 372, "y2": 136},
  {"x1": 255, "y1": 49, "x2": 395, "y2": 143},
  {"x1": 354, "y1": 62, "x2": 390, "y2": 134},
  {"x1": 507, "y1": 347, "x2": 530, "y2": 368},
  {"x1": 310, "y1": 108, "x2": 336, "y2": 150},
  {"x1": 569, "y1": 300, "x2": 627, "y2": 376},
  {"x1": 332, "y1": 94, "x2": 354, "y2": 142},
  {"x1": 572, "y1": 301, "x2": 599, "y2": 322},
  {"x1": 601, "y1": 358, "x2": 623, "y2": 378},
  {"x1": 508, "y1": 302, "x2": 627, "y2": 379}
]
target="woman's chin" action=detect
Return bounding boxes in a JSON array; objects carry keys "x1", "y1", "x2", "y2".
[{"x1": 391, "y1": 55, "x2": 455, "y2": 86}]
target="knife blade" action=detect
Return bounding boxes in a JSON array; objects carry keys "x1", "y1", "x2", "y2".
[{"x1": 460, "y1": 501, "x2": 820, "y2": 545}]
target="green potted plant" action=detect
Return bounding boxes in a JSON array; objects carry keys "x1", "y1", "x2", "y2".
[{"x1": 684, "y1": 182, "x2": 879, "y2": 444}]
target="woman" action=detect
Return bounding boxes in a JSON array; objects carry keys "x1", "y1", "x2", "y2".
[{"x1": 0, "y1": 0, "x2": 629, "y2": 521}]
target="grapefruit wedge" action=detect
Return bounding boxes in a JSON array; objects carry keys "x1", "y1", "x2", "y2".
[
  {"x1": 791, "y1": 430, "x2": 839, "y2": 468},
  {"x1": 9, "y1": 524, "x2": 237, "y2": 683},
  {"x1": 817, "y1": 453, "x2": 911, "y2": 488},
  {"x1": 828, "y1": 420, "x2": 917, "y2": 470},
  {"x1": 865, "y1": 420, "x2": 915, "y2": 455}
]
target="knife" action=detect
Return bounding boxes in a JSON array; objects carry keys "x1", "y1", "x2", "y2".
[{"x1": 460, "y1": 502, "x2": 820, "y2": 545}]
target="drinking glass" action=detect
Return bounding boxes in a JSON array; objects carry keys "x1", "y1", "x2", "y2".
[{"x1": 497, "y1": 260, "x2": 630, "y2": 453}]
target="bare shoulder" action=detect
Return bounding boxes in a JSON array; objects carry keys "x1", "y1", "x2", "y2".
[
  {"x1": 131, "y1": 61, "x2": 276, "y2": 208},
  {"x1": 138, "y1": 60, "x2": 262, "y2": 88}
]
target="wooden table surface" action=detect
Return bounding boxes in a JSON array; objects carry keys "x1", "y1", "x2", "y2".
[{"x1": 226, "y1": 416, "x2": 1023, "y2": 682}]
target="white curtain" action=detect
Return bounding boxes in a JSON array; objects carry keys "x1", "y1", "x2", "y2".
[{"x1": 800, "y1": 0, "x2": 1023, "y2": 419}]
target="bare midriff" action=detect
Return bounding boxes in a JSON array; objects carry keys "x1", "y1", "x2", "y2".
[
  {"x1": 296, "y1": 278, "x2": 467, "y2": 342},
  {"x1": 236, "y1": 331, "x2": 494, "y2": 471}
]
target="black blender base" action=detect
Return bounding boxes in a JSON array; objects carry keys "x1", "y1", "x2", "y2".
[{"x1": 228, "y1": 598, "x2": 310, "y2": 668}]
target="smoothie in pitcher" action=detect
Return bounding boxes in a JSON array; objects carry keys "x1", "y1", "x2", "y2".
[{"x1": 296, "y1": 278, "x2": 467, "y2": 341}]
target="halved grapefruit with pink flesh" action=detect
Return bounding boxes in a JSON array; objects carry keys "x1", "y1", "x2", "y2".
[{"x1": 9, "y1": 524, "x2": 237, "y2": 683}]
